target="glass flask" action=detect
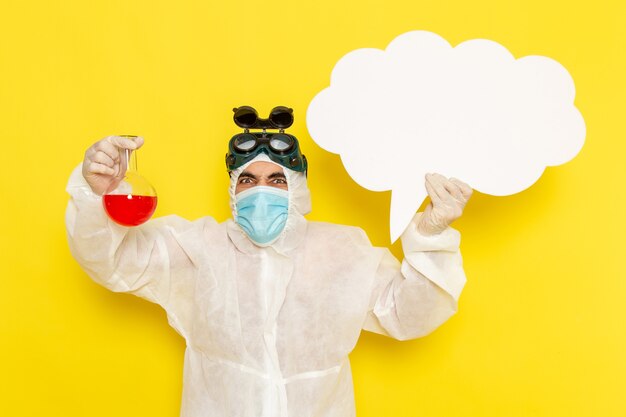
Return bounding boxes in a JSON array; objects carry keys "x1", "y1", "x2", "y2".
[{"x1": 102, "y1": 135, "x2": 158, "y2": 226}]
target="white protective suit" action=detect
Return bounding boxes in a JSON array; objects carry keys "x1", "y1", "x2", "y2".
[{"x1": 65, "y1": 154, "x2": 466, "y2": 417}]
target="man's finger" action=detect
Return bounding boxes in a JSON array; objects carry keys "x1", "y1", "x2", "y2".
[
  {"x1": 107, "y1": 135, "x2": 143, "y2": 150},
  {"x1": 426, "y1": 173, "x2": 450, "y2": 202},
  {"x1": 450, "y1": 178, "x2": 473, "y2": 198},
  {"x1": 87, "y1": 162, "x2": 116, "y2": 176},
  {"x1": 425, "y1": 178, "x2": 443, "y2": 205},
  {"x1": 442, "y1": 178, "x2": 464, "y2": 201},
  {"x1": 95, "y1": 139, "x2": 122, "y2": 161},
  {"x1": 92, "y1": 150, "x2": 115, "y2": 168}
]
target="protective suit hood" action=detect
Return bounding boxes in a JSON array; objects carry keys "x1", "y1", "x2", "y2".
[{"x1": 227, "y1": 153, "x2": 311, "y2": 254}]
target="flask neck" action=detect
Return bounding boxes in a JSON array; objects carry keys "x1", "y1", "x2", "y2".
[
  {"x1": 118, "y1": 134, "x2": 139, "y2": 173},
  {"x1": 125, "y1": 148, "x2": 138, "y2": 172}
]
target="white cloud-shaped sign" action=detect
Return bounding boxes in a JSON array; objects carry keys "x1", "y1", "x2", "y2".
[{"x1": 306, "y1": 30, "x2": 585, "y2": 242}]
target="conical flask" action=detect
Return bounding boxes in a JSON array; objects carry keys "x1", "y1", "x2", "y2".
[{"x1": 102, "y1": 135, "x2": 157, "y2": 226}]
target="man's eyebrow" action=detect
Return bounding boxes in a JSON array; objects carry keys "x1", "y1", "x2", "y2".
[
  {"x1": 268, "y1": 172, "x2": 286, "y2": 179},
  {"x1": 239, "y1": 172, "x2": 257, "y2": 180}
]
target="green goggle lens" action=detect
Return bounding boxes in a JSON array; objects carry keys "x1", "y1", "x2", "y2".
[{"x1": 233, "y1": 134, "x2": 257, "y2": 151}]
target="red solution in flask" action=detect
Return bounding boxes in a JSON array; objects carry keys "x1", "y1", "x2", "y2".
[{"x1": 103, "y1": 194, "x2": 158, "y2": 226}]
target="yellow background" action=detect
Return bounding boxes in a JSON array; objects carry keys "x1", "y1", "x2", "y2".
[{"x1": 1, "y1": 0, "x2": 625, "y2": 416}]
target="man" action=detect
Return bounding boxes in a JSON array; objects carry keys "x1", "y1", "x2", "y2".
[{"x1": 66, "y1": 128, "x2": 472, "y2": 417}]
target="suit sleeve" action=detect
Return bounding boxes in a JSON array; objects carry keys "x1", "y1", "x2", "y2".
[
  {"x1": 64, "y1": 164, "x2": 207, "y2": 326},
  {"x1": 362, "y1": 213, "x2": 466, "y2": 341}
]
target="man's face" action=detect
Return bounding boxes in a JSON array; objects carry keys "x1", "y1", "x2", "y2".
[{"x1": 235, "y1": 161, "x2": 288, "y2": 194}]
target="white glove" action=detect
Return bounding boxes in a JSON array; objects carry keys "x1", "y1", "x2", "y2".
[
  {"x1": 81, "y1": 135, "x2": 144, "y2": 195},
  {"x1": 418, "y1": 173, "x2": 473, "y2": 236}
]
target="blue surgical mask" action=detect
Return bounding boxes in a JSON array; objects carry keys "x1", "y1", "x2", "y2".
[{"x1": 235, "y1": 186, "x2": 289, "y2": 245}]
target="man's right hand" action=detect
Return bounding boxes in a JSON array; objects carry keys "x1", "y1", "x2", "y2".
[{"x1": 82, "y1": 135, "x2": 144, "y2": 195}]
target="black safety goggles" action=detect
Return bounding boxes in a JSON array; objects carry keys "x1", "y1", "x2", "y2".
[{"x1": 225, "y1": 106, "x2": 308, "y2": 173}]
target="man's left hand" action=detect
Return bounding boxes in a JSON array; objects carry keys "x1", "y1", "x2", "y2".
[{"x1": 418, "y1": 173, "x2": 473, "y2": 236}]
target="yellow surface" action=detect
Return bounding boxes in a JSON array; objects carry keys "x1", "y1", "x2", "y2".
[{"x1": 1, "y1": 1, "x2": 625, "y2": 416}]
